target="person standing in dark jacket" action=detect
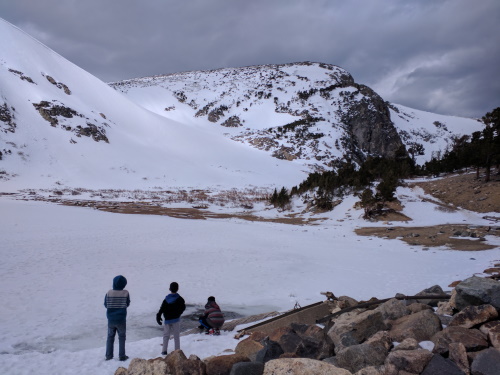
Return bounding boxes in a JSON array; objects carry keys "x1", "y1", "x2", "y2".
[
  {"x1": 198, "y1": 296, "x2": 225, "y2": 335},
  {"x1": 104, "y1": 275, "x2": 130, "y2": 361},
  {"x1": 156, "y1": 282, "x2": 186, "y2": 355}
]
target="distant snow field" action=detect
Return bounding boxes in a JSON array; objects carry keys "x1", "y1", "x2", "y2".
[{"x1": 1, "y1": 188, "x2": 499, "y2": 375}]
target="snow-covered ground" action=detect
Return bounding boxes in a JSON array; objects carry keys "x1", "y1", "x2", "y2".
[{"x1": 1, "y1": 186, "x2": 499, "y2": 375}]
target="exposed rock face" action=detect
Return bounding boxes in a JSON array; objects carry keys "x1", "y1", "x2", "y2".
[
  {"x1": 339, "y1": 84, "x2": 404, "y2": 163},
  {"x1": 45, "y1": 74, "x2": 71, "y2": 95},
  {"x1": 32, "y1": 100, "x2": 109, "y2": 143},
  {"x1": 0, "y1": 102, "x2": 16, "y2": 133}
]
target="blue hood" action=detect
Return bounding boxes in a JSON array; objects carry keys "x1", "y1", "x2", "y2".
[
  {"x1": 166, "y1": 293, "x2": 179, "y2": 304},
  {"x1": 113, "y1": 275, "x2": 127, "y2": 290}
]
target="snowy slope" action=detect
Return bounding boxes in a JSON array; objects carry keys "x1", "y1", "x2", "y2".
[
  {"x1": 0, "y1": 18, "x2": 308, "y2": 192},
  {"x1": 389, "y1": 103, "x2": 485, "y2": 165}
]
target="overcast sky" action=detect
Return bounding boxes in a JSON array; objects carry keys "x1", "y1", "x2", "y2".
[{"x1": 1, "y1": 0, "x2": 499, "y2": 118}]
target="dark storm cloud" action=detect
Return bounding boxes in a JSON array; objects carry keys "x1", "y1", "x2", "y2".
[{"x1": 1, "y1": 0, "x2": 499, "y2": 118}]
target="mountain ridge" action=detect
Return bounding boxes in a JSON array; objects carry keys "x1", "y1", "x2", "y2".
[{"x1": 0, "y1": 18, "x2": 485, "y2": 191}]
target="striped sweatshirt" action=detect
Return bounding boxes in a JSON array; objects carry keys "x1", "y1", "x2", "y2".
[{"x1": 104, "y1": 275, "x2": 130, "y2": 322}]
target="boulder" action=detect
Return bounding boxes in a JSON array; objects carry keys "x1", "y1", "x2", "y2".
[
  {"x1": 269, "y1": 327, "x2": 304, "y2": 354},
  {"x1": 389, "y1": 309, "x2": 442, "y2": 342},
  {"x1": 290, "y1": 322, "x2": 334, "y2": 359},
  {"x1": 165, "y1": 350, "x2": 206, "y2": 375},
  {"x1": 421, "y1": 354, "x2": 466, "y2": 375},
  {"x1": 432, "y1": 327, "x2": 488, "y2": 355},
  {"x1": 206, "y1": 354, "x2": 250, "y2": 375},
  {"x1": 449, "y1": 342, "x2": 470, "y2": 375},
  {"x1": 384, "y1": 349, "x2": 433, "y2": 374},
  {"x1": 374, "y1": 298, "x2": 409, "y2": 322},
  {"x1": 413, "y1": 285, "x2": 447, "y2": 306},
  {"x1": 235, "y1": 337, "x2": 265, "y2": 362},
  {"x1": 451, "y1": 277, "x2": 500, "y2": 311},
  {"x1": 334, "y1": 333, "x2": 390, "y2": 373},
  {"x1": 263, "y1": 358, "x2": 352, "y2": 375},
  {"x1": 254, "y1": 338, "x2": 284, "y2": 363},
  {"x1": 470, "y1": 348, "x2": 500, "y2": 375},
  {"x1": 124, "y1": 357, "x2": 169, "y2": 375},
  {"x1": 114, "y1": 368, "x2": 128, "y2": 375},
  {"x1": 327, "y1": 310, "x2": 387, "y2": 353},
  {"x1": 229, "y1": 361, "x2": 264, "y2": 375},
  {"x1": 449, "y1": 305, "x2": 498, "y2": 328}
]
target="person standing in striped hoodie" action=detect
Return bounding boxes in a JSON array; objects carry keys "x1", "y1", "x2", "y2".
[{"x1": 104, "y1": 275, "x2": 130, "y2": 361}]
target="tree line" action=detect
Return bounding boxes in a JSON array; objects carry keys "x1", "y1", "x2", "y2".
[{"x1": 270, "y1": 107, "x2": 499, "y2": 212}]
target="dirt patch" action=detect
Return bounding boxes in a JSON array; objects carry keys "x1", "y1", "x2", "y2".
[
  {"x1": 410, "y1": 171, "x2": 500, "y2": 213},
  {"x1": 58, "y1": 200, "x2": 324, "y2": 225},
  {"x1": 355, "y1": 224, "x2": 500, "y2": 251}
]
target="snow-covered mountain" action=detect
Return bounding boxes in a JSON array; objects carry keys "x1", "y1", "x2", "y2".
[
  {"x1": 0, "y1": 18, "x2": 484, "y2": 192},
  {"x1": 111, "y1": 62, "x2": 485, "y2": 168}
]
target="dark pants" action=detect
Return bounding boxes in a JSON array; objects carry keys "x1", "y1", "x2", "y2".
[{"x1": 106, "y1": 321, "x2": 126, "y2": 359}]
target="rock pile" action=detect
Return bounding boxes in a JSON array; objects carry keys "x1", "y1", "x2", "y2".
[{"x1": 114, "y1": 276, "x2": 500, "y2": 375}]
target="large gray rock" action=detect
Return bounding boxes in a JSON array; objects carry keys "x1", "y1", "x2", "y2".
[
  {"x1": 432, "y1": 327, "x2": 489, "y2": 355},
  {"x1": 421, "y1": 354, "x2": 466, "y2": 375},
  {"x1": 327, "y1": 310, "x2": 388, "y2": 353},
  {"x1": 389, "y1": 309, "x2": 442, "y2": 342},
  {"x1": 470, "y1": 348, "x2": 500, "y2": 375},
  {"x1": 268, "y1": 327, "x2": 301, "y2": 352},
  {"x1": 263, "y1": 358, "x2": 352, "y2": 375},
  {"x1": 384, "y1": 349, "x2": 433, "y2": 374},
  {"x1": 414, "y1": 285, "x2": 447, "y2": 306},
  {"x1": 452, "y1": 277, "x2": 500, "y2": 311},
  {"x1": 374, "y1": 298, "x2": 409, "y2": 322},
  {"x1": 254, "y1": 338, "x2": 284, "y2": 363},
  {"x1": 334, "y1": 333, "x2": 390, "y2": 373},
  {"x1": 449, "y1": 304, "x2": 498, "y2": 329}
]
